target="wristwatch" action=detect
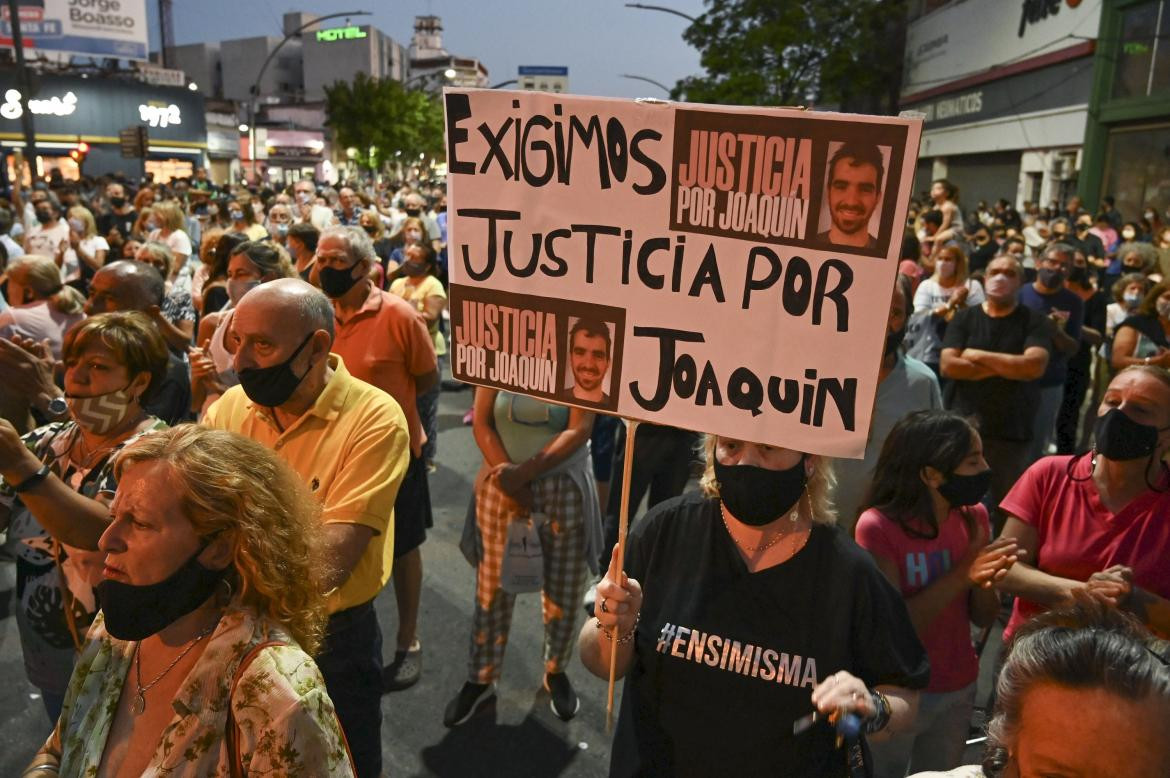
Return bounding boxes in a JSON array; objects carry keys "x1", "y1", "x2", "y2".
[{"x1": 45, "y1": 396, "x2": 68, "y2": 419}]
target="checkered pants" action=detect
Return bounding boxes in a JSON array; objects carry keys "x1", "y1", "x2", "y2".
[{"x1": 469, "y1": 472, "x2": 590, "y2": 684}]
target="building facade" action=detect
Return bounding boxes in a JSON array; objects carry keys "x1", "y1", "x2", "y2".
[
  {"x1": 302, "y1": 23, "x2": 407, "y2": 101},
  {"x1": 1079, "y1": 0, "x2": 1170, "y2": 219},
  {"x1": 0, "y1": 71, "x2": 207, "y2": 182},
  {"x1": 900, "y1": 0, "x2": 1103, "y2": 210},
  {"x1": 220, "y1": 35, "x2": 304, "y2": 102},
  {"x1": 518, "y1": 66, "x2": 569, "y2": 93},
  {"x1": 408, "y1": 15, "x2": 489, "y2": 91}
]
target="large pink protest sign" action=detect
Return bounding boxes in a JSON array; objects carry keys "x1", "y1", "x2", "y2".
[{"x1": 444, "y1": 89, "x2": 922, "y2": 458}]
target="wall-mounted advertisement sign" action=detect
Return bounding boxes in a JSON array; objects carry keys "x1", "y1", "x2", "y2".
[
  {"x1": 902, "y1": 0, "x2": 1101, "y2": 99},
  {"x1": 0, "y1": 0, "x2": 148, "y2": 61},
  {"x1": 0, "y1": 74, "x2": 205, "y2": 144}
]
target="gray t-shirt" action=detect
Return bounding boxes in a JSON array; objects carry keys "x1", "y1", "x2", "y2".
[{"x1": 830, "y1": 355, "x2": 943, "y2": 530}]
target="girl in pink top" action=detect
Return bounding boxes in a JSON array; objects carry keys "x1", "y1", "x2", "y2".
[{"x1": 856, "y1": 410, "x2": 1021, "y2": 777}]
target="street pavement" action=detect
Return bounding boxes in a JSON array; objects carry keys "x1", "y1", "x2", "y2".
[{"x1": 0, "y1": 381, "x2": 999, "y2": 776}]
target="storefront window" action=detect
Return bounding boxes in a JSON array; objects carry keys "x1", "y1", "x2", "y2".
[
  {"x1": 1112, "y1": 0, "x2": 1170, "y2": 99},
  {"x1": 144, "y1": 158, "x2": 194, "y2": 183},
  {"x1": 5, "y1": 155, "x2": 80, "y2": 185},
  {"x1": 1102, "y1": 123, "x2": 1170, "y2": 221}
]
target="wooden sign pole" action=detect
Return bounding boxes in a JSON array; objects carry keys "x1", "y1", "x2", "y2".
[{"x1": 606, "y1": 418, "x2": 640, "y2": 732}]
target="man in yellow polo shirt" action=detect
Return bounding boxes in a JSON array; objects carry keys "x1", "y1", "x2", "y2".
[{"x1": 204, "y1": 278, "x2": 408, "y2": 778}]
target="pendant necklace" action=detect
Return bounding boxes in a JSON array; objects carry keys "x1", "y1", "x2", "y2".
[
  {"x1": 720, "y1": 502, "x2": 803, "y2": 554},
  {"x1": 131, "y1": 622, "x2": 217, "y2": 715}
]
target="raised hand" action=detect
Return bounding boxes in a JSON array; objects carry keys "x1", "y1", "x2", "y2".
[{"x1": 595, "y1": 545, "x2": 642, "y2": 637}]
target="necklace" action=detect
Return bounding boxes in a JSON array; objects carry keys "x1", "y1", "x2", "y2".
[
  {"x1": 69, "y1": 415, "x2": 147, "y2": 470},
  {"x1": 720, "y1": 502, "x2": 803, "y2": 554},
  {"x1": 131, "y1": 622, "x2": 217, "y2": 715}
]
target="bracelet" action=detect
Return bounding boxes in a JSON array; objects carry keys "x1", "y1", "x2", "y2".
[
  {"x1": 22, "y1": 764, "x2": 60, "y2": 777},
  {"x1": 12, "y1": 464, "x2": 51, "y2": 494},
  {"x1": 595, "y1": 613, "x2": 639, "y2": 644},
  {"x1": 865, "y1": 689, "x2": 891, "y2": 734}
]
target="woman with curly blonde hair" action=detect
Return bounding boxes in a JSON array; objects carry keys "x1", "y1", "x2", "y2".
[
  {"x1": 23, "y1": 424, "x2": 354, "y2": 777},
  {"x1": 580, "y1": 434, "x2": 929, "y2": 776}
]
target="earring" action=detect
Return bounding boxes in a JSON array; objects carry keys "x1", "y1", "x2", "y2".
[{"x1": 218, "y1": 577, "x2": 234, "y2": 603}]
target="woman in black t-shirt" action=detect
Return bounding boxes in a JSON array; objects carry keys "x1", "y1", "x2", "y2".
[{"x1": 579, "y1": 435, "x2": 930, "y2": 777}]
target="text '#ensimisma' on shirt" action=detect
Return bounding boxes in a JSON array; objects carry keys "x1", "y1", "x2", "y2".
[{"x1": 609, "y1": 493, "x2": 930, "y2": 777}]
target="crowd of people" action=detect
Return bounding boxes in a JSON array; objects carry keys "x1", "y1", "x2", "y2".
[{"x1": 0, "y1": 166, "x2": 1166, "y2": 778}]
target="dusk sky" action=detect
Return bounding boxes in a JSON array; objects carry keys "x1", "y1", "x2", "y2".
[{"x1": 156, "y1": 1, "x2": 708, "y2": 99}]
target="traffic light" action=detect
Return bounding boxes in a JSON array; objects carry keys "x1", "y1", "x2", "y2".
[{"x1": 69, "y1": 141, "x2": 89, "y2": 165}]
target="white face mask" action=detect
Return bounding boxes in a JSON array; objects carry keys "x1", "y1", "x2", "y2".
[
  {"x1": 985, "y1": 274, "x2": 1017, "y2": 300},
  {"x1": 67, "y1": 386, "x2": 137, "y2": 434},
  {"x1": 405, "y1": 229, "x2": 423, "y2": 243},
  {"x1": 936, "y1": 259, "x2": 956, "y2": 278},
  {"x1": 227, "y1": 278, "x2": 260, "y2": 305}
]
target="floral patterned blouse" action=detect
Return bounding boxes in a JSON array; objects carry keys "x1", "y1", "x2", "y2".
[{"x1": 36, "y1": 607, "x2": 354, "y2": 777}]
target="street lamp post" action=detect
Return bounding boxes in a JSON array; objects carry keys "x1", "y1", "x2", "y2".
[
  {"x1": 623, "y1": 3, "x2": 697, "y2": 22},
  {"x1": 5, "y1": 0, "x2": 38, "y2": 174},
  {"x1": 247, "y1": 10, "x2": 371, "y2": 183},
  {"x1": 621, "y1": 73, "x2": 672, "y2": 95}
]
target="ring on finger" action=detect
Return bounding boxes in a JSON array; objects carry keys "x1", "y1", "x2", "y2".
[{"x1": 600, "y1": 598, "x2": 609, "y2": 614}]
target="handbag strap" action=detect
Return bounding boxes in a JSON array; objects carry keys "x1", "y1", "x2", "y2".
[{"x1": 226, "y1": 640, "x2": 286, "y2": 778}]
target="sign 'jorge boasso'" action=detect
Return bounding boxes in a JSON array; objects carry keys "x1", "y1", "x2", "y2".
[{"x1": 444, "y1": 89, "x2": 923, "y2": 458}]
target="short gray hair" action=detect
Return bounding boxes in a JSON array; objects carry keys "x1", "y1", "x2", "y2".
[
  {"x1": 1116, "y1": 241, "x2": 1159, "y2": 272},
  {"x1": 297, "y1": 284, "x2": 335, "y2": 341},
  {"x1": 136, "y1": 241, "x2": 175, "y2": 276},
  {"x1": 1044, "y1": 242, "x2": 1076, "y2": 263},
  {"x1": 983, "y1": 598, "x2": 1170, "y2": 776},
  {"x1": 320, "y1": 225, "x2": 375, "y2": 267}
]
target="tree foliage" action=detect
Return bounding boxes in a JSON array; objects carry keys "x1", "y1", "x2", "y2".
[
  {"x1": 673, "y1": 0, "x2": 908, "y2": 114},
  {"x1": 324, "y1": 73, "x2": 445, "y2": 172}
]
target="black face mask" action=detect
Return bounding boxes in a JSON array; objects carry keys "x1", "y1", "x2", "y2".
[
  {"x1": 937, "y1": 469, "x2": 992, "y2": 507},
  {"x1": 318, "y1": 262, "x2": 363, "y2": 298},
  {"x1": 1068, "y1": 266, "x2": 1089, "y2": 284},
  {"x1": 237, "y1": 333, "x2": 313, "y2": 407},
  {"x1": 110, "y1": 196, "x2": 126, "y2": 208},
  {"x1": 885, "y1": 326, "x2": 906, "y2": 357},
  {"x1": 404, "y1": 207, "x2": 421, "y2": 217},
  {"x1": 35, "y1": 210, "x2": 54, "y2": 225},
  {"x1": 97, "y1": 541, "x2": 227, "y2": 641},
  {"x1": 1038, "y1": 267, "x2": 1066, "y2": 289},
  {"x1": 1094, "y1": 408, "x2": 1164, "y2": 461},
  {"x1": 714, "y1": 457, "x2": 806, "y2": 526}
]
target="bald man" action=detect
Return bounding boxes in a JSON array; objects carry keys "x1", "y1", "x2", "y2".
[
  {"x1": 84, "y1": 261, "x2": 191, "y2": 424},
  {"x1": 203, "y1": 279, "x2": 409, "y2": 778}
]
